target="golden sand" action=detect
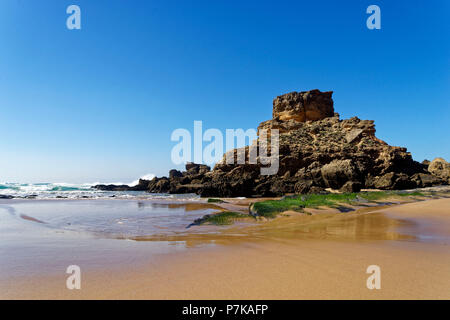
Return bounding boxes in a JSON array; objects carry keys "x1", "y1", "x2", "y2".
[{"x1": 1, "y1": 198, "x2": 449, "y2": 299}]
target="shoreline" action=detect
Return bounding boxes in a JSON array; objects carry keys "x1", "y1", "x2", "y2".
[
  {"x1": 1, "y1": 186, "x2": 449, "y2": 239},
  {"x1": 1, "y1": 197, "x2": 449, "y2": 299}
]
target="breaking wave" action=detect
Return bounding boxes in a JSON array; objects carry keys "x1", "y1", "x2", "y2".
[{"x1": 0, "y1": 176, "x2": 195, "y2": 200}]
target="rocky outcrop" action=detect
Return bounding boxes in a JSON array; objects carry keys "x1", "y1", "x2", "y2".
[
  {"x1": 94, "y1": 89, "x2": 448, "y2": 196},
  {"x1": 144, "y1": 163, "x2": 211, "y2": 194},
  {"x1": 93, "y1": 184, "x2": 140, "y2": 191}
]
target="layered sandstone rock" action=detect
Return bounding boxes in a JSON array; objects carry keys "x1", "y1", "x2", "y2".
[
  {"x1": 94, "y1": 89, "x2": 448, "y2": 196},
  {"x1": 272, "y1": 89, "x2": 334, "y2": 122}
]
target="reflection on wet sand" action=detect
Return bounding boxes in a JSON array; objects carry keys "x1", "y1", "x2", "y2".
[
  {"x1": 138, "y1": 201, "x2": 222, "y2": 211},
  {"x1": 243, "y1": 211, "x2": 414, "y2": 241},
  {"x1": 6, "y1": 199, "x2": 442, "y2": 248},
  {"x1": 19, "y1": 214, "x2": 46, "y2": 224},
  {"x1": 131, "y1": 206, "x2": 416, "y2": 245}
]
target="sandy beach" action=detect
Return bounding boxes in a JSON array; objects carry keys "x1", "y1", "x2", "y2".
[{"x1": 1, "y1": 196, "x2": 449, "y2": 300}]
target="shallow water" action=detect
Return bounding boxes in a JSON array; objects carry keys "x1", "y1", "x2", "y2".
[
  {"x1": 2, "y1": 199, "x2": 445, "y2": 244},
  {"x1": 0, "y1": 200, "x2": 222, "y2": 279},
  {"x1": 0, "y1": 200, "x2": 220, "y2": 238},
  {"x1": 2, "y1": 183, "x2": 450, "y2": 245}
]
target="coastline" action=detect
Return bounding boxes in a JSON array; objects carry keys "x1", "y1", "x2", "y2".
[
  {"x1": 2, "y1": 0, "x2": 449, "y2": 307},
  {"x1": 1, "y1": 196, "x2": 449, "y2": 299}
]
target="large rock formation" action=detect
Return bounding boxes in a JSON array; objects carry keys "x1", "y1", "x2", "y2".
[{"x1": 95, "y1": 89, "x2": 448, "y2": 196}]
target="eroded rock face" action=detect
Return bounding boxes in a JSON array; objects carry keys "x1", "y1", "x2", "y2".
[
  {"x1": 94, "y1": 89, "x2": 447, "y2": 196},
  {"x1": 428, "y1": 158, "x2": 450, "y2": 183},
  {"x1": 272, "y1": 89, "x2": 334, "y2": 122},
  {"x1": 321, "y1": 159, "x2": 359, "y2": 189}
]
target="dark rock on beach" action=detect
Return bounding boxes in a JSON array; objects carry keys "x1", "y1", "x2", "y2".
[
  {"x1": 169, "y1": 169, "x2": 183, "y2": 179},
  {"x1": 93, "y1": 89, "x2": 448, "y2": 196},
  {"x1": 91, "y1": 184, "x2": 136, "y2": 192}
]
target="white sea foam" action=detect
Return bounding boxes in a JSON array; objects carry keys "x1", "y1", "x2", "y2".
[
  {"x1": 0, "y1": 176, "x2": 194, "y2": 200},
  {"x1": 129, "y1": 173, "x2": 156, "y2": 186}
]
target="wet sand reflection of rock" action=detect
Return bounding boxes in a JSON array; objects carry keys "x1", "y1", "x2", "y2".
[
  {"x1": 137, "y1": 201, "x2": 221, "y2": 211},
  {"x1": 132, "y1": 209, "x2": 416, "y2": 245}
]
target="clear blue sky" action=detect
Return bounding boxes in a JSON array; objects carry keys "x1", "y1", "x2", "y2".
[{"x1": 1, "y1": 0, "x2": 448, "y2": 183}]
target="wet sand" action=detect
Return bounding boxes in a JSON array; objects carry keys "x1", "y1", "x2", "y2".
[{"x1": 1, "y1": 198, "x2": 449, "y2": 299}]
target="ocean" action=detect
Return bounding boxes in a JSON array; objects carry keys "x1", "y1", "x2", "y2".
[{"x1": 0, "y1": 182, "x2": 198, "y2": 200}]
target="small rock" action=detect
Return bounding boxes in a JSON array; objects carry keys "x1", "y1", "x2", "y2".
[{"x1": 340, "y1": 181, "x2": 362, "y2": 193}]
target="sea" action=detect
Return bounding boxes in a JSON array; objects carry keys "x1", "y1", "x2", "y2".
[{"x1": 0, "y1": 182, "x2": 197, "y2": 200}]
